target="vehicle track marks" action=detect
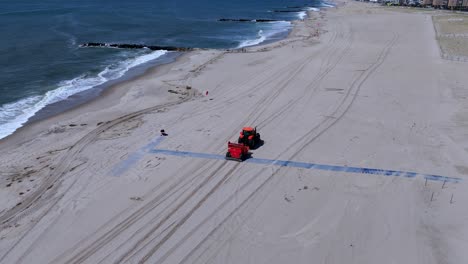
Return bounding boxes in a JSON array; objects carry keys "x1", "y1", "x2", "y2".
[{"x1": 176, "y1": 32, "x2": 400, "y2": 264}]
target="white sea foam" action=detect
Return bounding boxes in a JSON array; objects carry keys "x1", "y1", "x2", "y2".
[
  {"x1": 0, "y1": 50, "x2": 167, "y2": 140},
  {"x1": 237, "y1": 21, "x2": 292, "y2": 48},
  {"x1": 237, "y1": 30, "x2": 267, "y2": 48},
  {"x1": 307, "y1": 7, "x2": 320, "y2": 12},
  {"x1": 297, "y1": 11, "x2": 307, "y2": 20},
  {"x1": 321, "y1": 2, "x2": 336, "y2": 7}
]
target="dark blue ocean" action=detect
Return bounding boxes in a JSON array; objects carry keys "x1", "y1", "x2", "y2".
[{"x1": 0, "y1": 0, "x2": 329, "y2": 139}]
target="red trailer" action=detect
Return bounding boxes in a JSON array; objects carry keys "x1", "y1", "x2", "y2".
[{"x1": 225, "y1": 142, "x2": 249, "y2": 162}]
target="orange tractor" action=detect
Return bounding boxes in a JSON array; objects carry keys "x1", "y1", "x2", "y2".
[
  {"x1": 237, "y1": 126, "x2": 261, "y2": 149},
  {"x1": 225, "y1": 127, "x2": 262, "y2": 162}
]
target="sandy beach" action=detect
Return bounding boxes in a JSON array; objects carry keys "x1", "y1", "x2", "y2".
[{"x1": 1, "y1": 1, "x2": 468, "y2": 263}]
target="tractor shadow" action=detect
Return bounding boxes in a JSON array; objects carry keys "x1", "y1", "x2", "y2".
[
  {"x1": 250, "y1": 139, "x2": 265, "y2": 150},
  {"x1": 244, "y1": 152, "x2": 253, "y2": 161}
]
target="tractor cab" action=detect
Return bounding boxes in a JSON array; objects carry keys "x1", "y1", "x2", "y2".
[
  {"x1": 238, "y1": 126, "x2": 261, "y2": 149},
  {"x1": 239, "y1": 127, "x2": 255, "y2": 139}
]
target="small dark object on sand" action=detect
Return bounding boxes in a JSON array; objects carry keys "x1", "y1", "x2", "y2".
[{"x1": 160, "y1": 129, "x2": 168, "y2": 136}]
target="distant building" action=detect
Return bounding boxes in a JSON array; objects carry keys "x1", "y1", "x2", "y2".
[
  {"x1": 448, "y1": 0, "x2": 463, "y2": 6},
  {"x1": 432, "y1": 0, "x2": 448, "y2": 7}
]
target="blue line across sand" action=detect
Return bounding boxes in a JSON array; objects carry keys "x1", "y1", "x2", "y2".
[
  {"x1": 149, "y1": 148, "x2": 462, "y2": 183},
  {"x1": 111, "y1": 136, "x2": 167, "y2": 176}
]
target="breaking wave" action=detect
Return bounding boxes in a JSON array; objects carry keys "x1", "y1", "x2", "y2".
[
  {"x1": 0, "y1": 50, "x2": 167, "y2": 139},
  {"x1": 297, "y1": 11, "x2": 307, "y2": 20},
  {"x1": 237, "y1": 21, "x2": 292, "y2": 48}
]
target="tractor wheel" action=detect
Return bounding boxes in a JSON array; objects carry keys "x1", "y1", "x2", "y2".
[
  {"x1": 226, "y1": 152, "x2": 231, "y2": 158},
  {"x1": 238, "y1": 138, "x2": 243, "y2": 144}
]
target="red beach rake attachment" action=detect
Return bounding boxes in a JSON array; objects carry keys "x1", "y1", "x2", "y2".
[{"x1": 225, "y1": 142, "x2": 249, "y2": 162}]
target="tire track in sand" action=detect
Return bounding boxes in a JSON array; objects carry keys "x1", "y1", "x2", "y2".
[
  {"x1": 117, "y1": 25, "x2": 353, "y2": 263},
  {"x1": 174, "y1": 33, "x2": 399, "y2": 264},
  {"x1": 114, "y1": 20, "x2": 355, "y2": 264},
  {"x1": 112, "y1": 18, "x2": 358, "y2": 264},
  {"x1": 0, "y1": 88, "x2": 199, "y2": 263}
]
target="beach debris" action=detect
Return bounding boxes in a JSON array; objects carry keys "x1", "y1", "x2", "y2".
[
  {"x1": 160, "y1": 129, "x2": 168, "y2": 136},
  {"x1": 47, "y1": 125, "x2": 66, "y2": 134},
  {"x1": 168, "y1": 89, "x2": 188, "y2": 96},
  {"x1": 205, "y1": 90, "x2": 209, "y2": 96},
  {"x1": 186, "y1": 85, "x2": 192, "y2": 90},
  {"x1": 130, "y1": 196, "x2": 143, "y2": 201},
  {"x1": 284, "y1": 195, "x2": 294, "y2": 203}
]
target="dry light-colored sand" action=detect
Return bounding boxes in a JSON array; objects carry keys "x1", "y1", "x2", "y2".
[{"x1": 1, "y1": 1, "x2": 468, "y2": 263}]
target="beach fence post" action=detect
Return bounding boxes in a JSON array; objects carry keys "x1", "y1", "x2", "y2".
[
  {"x1": 431, "y1": 192, "x2": 435, "y2": 202},
  {"x1": 425, "y1": 178, "x2": 428, "y2": 187},
  {"x1": 450, "y1": 194, "x2": 454, "y2": 204},
  {"x1": 442, "y1": 180, "x2": 446, "y2": 189}
]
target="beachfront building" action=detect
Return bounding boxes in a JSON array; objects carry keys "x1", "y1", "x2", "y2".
[
  {"x1": 422, "y1": 0, "x2": 433, "y2": 5},
  {"x1": 448, "y1": 0, "x2": 464, "y2": 7},
  {"x1": 432, "y1": 0, "x2": 448, "y2": 8}
]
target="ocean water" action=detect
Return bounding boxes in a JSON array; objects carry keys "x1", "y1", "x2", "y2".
[{"x1": 0, "y1": 0, "x2": 329, "y2": 139}]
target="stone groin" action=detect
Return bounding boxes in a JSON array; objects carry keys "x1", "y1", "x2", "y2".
[
  {"x1": 218, "y1": 18, "x2": 278, "y2": 22},
  {"x1": 80, "y1": 43, "x2": 193, "y2": 51}
]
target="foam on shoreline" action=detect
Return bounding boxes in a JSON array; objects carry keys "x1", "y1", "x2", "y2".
[
  {"x1": 0, "y1": 50, "x2": 168, "y2": 139},
  {"x1": 237, "y1": 21, "x2": 293, "y2": 48},
  {"x1": 0, "y1": 7, "x2": 315, "y2": 140}
]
